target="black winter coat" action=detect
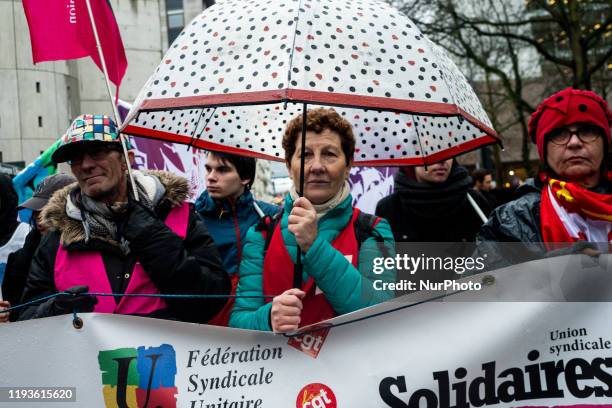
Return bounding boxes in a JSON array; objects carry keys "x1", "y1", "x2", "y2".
[
  {"x1": 18, "y1": 171, "x2": 230, "y2": 323},
  {"x1": 375, "y1": 165, "x2": 491, "y2": 242},
  {"x1": 477, "y1": 179, "x2": 543, "y2": 244},
  {"x1": 3, "y1": 228, "x2": 41, "y2": 321},
  {"x1": 476, "y1": 178, "x2": 611, "y2": 269},
  {"x1": 0, "y1": 174, "x2": 19, "y2": 246},
  {"x1": 478, "y1": 177, "x2": 612, "y2": 243},
  {"x1": 475, "y1": 179, "x2": 545, "y2": 269}
]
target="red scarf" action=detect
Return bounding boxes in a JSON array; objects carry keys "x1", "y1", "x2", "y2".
[{"x1": 540, "y1": 178, "x2": 612, "y2": 249}]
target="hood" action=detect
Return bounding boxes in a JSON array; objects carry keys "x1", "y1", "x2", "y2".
[
  {"x1": 513, "y1": 178, "x2": 541, "y2": 197},
  {"x1": 393, "y1": 164, "x2": 473, "y2": 218},
  {"x1": 0, "y1": 174, "x2": 19, "y2": 244},
  {"x1": 41, "y1": 170, "x2": 189, "y2": 246},
  {"x1": 195, "y1": 189, "x2": 255, "y2": 216}
]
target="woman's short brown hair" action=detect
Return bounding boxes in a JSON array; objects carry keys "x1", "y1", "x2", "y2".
[{"x1": 282, "y1": 108, "x2": 355, "y2": 165}]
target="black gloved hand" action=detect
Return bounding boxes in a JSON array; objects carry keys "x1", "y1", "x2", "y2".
[
  {"x1": 130, "y1": 194, "x2": 159, "y2": 219},
  {"x1": 50, "y1": 285, "x2": 98, "y2": 315},
  {"x1": 111, "y1": 194, "x2": 156, "y2": 241},
  {"x1": 119, "y1": 193, "x2": 159, "y2": 224},
  {"x1": 120, "y1": 195, "x2": 166, "y2": 244}
]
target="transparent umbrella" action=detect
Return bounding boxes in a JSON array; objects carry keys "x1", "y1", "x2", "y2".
[
  {"x1": 122, "y1": 0, "x2": 498, "y2": 165},
  {"x1": 122, "y1": 0, "x2": 500, "y2": 286}
]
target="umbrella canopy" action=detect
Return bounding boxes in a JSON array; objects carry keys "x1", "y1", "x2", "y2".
[{"x1": 122, "y1": 0, "x2": 498, "y2": 166}]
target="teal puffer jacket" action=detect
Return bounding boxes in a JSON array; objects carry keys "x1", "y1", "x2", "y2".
[{"x1": 229, "y1": 194, "x2": 396, "y2": 331}]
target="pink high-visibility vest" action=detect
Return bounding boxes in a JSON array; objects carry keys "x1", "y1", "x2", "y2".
[{"x1": 54, "y1": 202, "x2": 190, "y2": 315}]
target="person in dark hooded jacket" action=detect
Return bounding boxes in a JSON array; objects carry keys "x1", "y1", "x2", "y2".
[
  {"x1": 0, "y1": 175, "x2": 30, "y2": 273},
  {"x1": 376, "y1": 159, "x2": 491, "y2": 243},
  {"x1": 0, "y1": 174, "x2": 30, "y2": 322},
  {"x1": 3, "y1": 174, "x2": 76, "y2": 321},
  {"x1": 0, "y1": 175, "x2": 20, "y2": 246}
]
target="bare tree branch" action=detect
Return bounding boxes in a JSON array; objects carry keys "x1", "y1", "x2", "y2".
[
  {"x1": 389, "y1": 0, "x2": 610, "y2": 167},
  {"x1": 590, "y1": 47, "x2": 612, "y2": 73},
  {"x1": 586, "y1": 14, "x2": 612, "y2": 45},
  {"x1": 463, "y1": 24, "x2": 573, "y2": 67},
  {"x1": 457, "y1": 17, "x2": 556, "y2": 27}
]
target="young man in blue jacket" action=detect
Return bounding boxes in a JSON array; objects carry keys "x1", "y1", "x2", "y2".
[{"x1": 196, "y1": 151, "x2": 278, "y2": 325}]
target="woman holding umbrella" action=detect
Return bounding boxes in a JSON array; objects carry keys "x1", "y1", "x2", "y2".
[
  {"x1": 478, "y1": 88, "x2": 611, "y2": 253},
  {"x1": 229, "y1": 108, "x2": 395, "y2": 333}
]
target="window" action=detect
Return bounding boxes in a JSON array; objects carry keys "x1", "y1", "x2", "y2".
[
  {"x1": 35, "y1": 82, "x2": 41, "y2": 93},
  {"x1": 38, "y1": 116, "x2": 43, "y2": 127},
  {"x1": 166, "y1": 0, "x2": 183, "y2": 9},
  {"x1": 168, "y1": 13, "x2": 184, "y2": 29},
  {"x1": 166, "y1": 0, "x2": 184, "y2": 46},
  {"x1": 67, "y1": 85, "x2": 74, "y2": 120}
]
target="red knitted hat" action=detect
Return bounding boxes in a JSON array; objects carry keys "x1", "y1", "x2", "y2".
[{"x1": 528, "y1": 88, "x2": 611, "y2": 159}]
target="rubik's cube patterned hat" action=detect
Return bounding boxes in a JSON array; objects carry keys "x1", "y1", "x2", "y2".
[{"x1": 52, "y1": 114, "x2": 132, "y2": 163}]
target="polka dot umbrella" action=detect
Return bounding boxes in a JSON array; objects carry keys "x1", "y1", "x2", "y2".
[
  {"x1": 121, "y1": 0, "x2": 500, "y2": 288},
  {"x1": 121, "y1": 0, "x2": 499, "y2": 167}
]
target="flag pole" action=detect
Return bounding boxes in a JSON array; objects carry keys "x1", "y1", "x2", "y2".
[{"x1": 83, "y1": 0, "x2": 139, "y2": 201}]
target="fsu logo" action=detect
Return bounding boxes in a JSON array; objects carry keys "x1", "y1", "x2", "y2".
[
  {"x1": 296, "y1": 383, "x2": 337, "y2": 408},
  {"x1": 98, "y1": 344, "x2": 177, "y2": 408}
]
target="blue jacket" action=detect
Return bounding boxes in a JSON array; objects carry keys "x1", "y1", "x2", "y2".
[
  {"x1": 195, "y1": 190, "x2": 279, "y2": 275},
  {"x1": 229, "y1": 194, "x2": 396, "y2": 331}
]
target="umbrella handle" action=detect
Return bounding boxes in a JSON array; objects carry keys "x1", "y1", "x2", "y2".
[
  {"x1": 293, "y1": 103, "x2": 308, "y2": 289},
  {"x1": 298, "y1": 102, "x2": 307, "y2": 197}
]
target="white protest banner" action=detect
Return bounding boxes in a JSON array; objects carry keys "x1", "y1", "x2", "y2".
[{"x1": 0, "y1": 255, "x2": 611, "y2": 408}]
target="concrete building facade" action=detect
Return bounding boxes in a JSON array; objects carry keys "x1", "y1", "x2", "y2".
[{"x1": 0, "y1": 0, "x2": 209, "y2": 164}]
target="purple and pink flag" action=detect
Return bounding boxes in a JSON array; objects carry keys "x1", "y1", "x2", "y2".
[{"x1": 22, "y1": 0, "x2": 127, "y2": 89}]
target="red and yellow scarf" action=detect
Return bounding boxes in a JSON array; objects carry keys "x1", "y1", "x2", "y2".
[{"x1": 540, "y1": 178, "x2": 612, "y2": 248}]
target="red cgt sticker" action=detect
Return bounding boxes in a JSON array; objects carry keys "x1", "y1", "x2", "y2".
[
  {"x1": 296, "y1": 383, "x2": 337, "y2": 408},
  {"x1": 287, "y1": 327, "x2": 330, "y2": 359}
]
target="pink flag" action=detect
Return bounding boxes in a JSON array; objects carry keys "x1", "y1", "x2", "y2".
[
  {"x1": 22, "y1": 0, "x2": 88, "y2": 62},
  {"x1": 22, "y1": 0, "x2": 127, "y2": 90},
  {"x1": 75, "y1": 0, "x2": 128, "y2": 89}
]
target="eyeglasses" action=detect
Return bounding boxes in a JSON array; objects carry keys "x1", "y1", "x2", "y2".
[
  {"x1": 547, "y1": 125, "x2": 602, "y2": 145},
  {"x1": 67, "y1": 145, "x2": 121, "y2": 165}
]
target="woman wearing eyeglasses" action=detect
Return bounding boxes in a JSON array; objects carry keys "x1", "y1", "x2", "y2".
[{"x1": 477, "y1": 88, "x2": 611, "y2": 252}]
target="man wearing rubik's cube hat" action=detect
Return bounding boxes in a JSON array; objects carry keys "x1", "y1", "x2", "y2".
[
  {"x1": 53, "y1": 113, "x2": 131, "y2": 158},
  {"x1": 19, "y1": 114, "x2": 230, "y2": 322}
]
